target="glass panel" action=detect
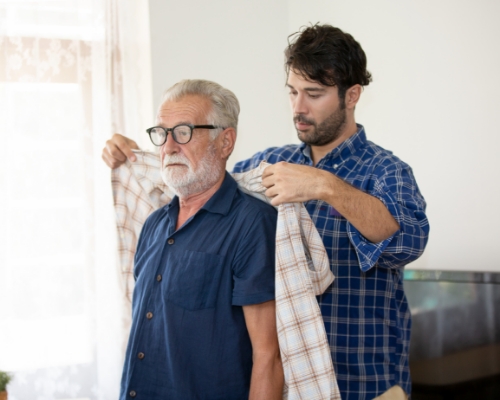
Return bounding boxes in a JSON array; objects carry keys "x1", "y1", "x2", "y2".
[{"x1": 404, "y1": 270, "x2": 500, "y2": 361}]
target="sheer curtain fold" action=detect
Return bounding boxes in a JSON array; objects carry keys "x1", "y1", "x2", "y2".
[{"x1": 0, "y1": 1, "x2": 153, "y2": 398}]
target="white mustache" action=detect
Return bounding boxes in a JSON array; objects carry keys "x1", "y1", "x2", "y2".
[{"x1": 162, "y1": 154, "x2": 190, "y2": 168}]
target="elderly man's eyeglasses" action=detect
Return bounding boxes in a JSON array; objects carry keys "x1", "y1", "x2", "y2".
[{"x1": 146, "y1": 124, "x2": 224, "y2": 146}]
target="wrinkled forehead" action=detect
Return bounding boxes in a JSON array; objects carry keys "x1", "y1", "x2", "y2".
[{"x1": 157, "y1": 94, "x2": 212, "y2": 125}]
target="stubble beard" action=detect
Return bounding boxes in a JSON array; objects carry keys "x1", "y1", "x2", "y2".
[
  {"x1": 160, "y1": 142, "x2": 224, "y2": 198},
  {"x1": 295, "y1": 100, "x2": 347, "y2": 147}
]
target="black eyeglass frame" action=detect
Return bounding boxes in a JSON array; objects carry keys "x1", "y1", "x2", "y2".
[{"x1": 146, "y1": 124, "x2": 224, "y2": 146}]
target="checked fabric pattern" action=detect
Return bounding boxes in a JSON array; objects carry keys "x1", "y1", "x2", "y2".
[
  {"x1": 233, "y1": 162, "x2": 340, "y2": 400},
  {"x1": 111, "y1": 150, "x2": 173, "y2": 302},
  {"x1": 112, "y1": 152, "x2": 341, "y2": 400}
]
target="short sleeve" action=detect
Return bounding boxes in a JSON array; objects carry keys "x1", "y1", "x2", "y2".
[{"x1": 231, "y1": 200, "x2": 277, "y2": 306}]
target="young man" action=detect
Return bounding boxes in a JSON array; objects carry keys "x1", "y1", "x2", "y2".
[{"x1": 103, "y1": 25, "x2": 429, "y2": 400}]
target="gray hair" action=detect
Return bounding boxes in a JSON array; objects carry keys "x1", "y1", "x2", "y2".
[{"x1": 160, "y1": 79, "x2": 240, "y2": 139}]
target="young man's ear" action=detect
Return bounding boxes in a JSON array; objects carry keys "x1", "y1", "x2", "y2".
[{"x1": 345, "y1": 84, "x2": 362, "y2": 109}]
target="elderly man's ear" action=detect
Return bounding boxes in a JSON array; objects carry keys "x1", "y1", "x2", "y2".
[{"x1": 219, "y1": 128, "x2": 236, "y2": 160}]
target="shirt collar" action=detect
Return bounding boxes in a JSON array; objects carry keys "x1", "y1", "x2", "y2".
[
  {"x1": 300, "y1": 123, "x2": 367, "y2": 165},
  {"x1": 299, "y1": 142, "x2": 313, "y2": 165},
  {"x1": 165, "y1": 171, "x2": 237, "y2": 216},
  {"x1": 202, "y1": 171, "x2": 238, "y2": 215}
]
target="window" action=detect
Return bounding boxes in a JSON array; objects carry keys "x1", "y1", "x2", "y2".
[{"x1": 0, "y1": 1, "x2": 153, "y2": 398}]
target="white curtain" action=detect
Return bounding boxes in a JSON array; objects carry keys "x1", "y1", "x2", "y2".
[{"x1": 0, "y1": 1, "x2": 153, "y2": 398}]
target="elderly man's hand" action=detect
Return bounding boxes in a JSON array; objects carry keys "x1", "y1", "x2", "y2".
[
  {"x1": 261, "y1": 161, "x2": 330, "y2": 206},
  {"x1": 101, "y1": 133, "x2": 140, "y2": 169}
]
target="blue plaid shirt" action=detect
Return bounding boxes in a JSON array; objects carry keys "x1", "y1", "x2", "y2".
[{"x1": 233, "y1": 124, "x2": 429, "y2": 400}]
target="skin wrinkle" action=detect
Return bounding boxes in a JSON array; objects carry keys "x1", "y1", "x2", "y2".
[
  {"x1": 161, "y1": 140, "x2": 222, "y2": 198},
  {"x1": 158, "y1": 94, "x2": 226, "y2": 200}
]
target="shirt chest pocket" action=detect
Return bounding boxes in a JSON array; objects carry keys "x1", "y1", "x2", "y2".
[{"x1": 165, "y1": 250, "x2": 225, "y2": 311}]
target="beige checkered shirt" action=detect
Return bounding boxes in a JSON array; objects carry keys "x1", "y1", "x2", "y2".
[{"x1": 112, "y1": 150, "x2": 341, "y2": 400}]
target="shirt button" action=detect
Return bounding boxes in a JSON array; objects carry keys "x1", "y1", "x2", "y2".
[
  {"x1": 156, "y1": 274, "x2": 162, "y2": 282},
  {"x1": 129, "y1": 390, "x2": 137, "y2": 398},
  {"x1": 146, "y1": 312, "x2": 153, "y2": 319},
  {"x1": 168, "y1": 238, "x2": 174, "y2": 245},
  {"x1": 138, "y1": 352, "x2": 145, "y2": 360}
]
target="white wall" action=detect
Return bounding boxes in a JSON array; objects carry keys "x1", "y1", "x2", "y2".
[
  {"x1": 149, "y1": 0, "x2": 500, "y2": 272},
  {"x1": 148, "y1": 0, "x2": 293, "y2": 170}
]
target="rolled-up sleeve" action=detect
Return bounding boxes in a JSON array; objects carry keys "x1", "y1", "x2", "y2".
[{"x1": 347, "y1": 162, "x2": 430, "y2": 272}]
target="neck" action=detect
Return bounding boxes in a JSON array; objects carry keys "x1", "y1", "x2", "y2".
[
  {"x1": 175, "y1": 173, "x2": 225, "y2": 230},
  {"x1": 310, "y1": 118, "x2": 358, "y2": 166}
]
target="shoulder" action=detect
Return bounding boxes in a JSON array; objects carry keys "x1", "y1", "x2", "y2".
[
  {"x1": 134, "y1": 205, "x2": 170, "y2": 261},
  {"x1": 262, "y1": 144, "x2": 303, "y2": 162},
  {"x1": 332, "y1": 132, "x2": 422, "y2": 194},
  {"x1": 358, "y1": 139, "x2": 413, "y2": 174},
  {"x1": 233, "y1": 144, "x2": 303, "y2": 173},
  {"x1": 350, "y1": 140, "x2": 425, "y2": 203},
  {"x1": 226, "y1": 189, "x2": 277, "y2": 244},
  {"x1": 143, "y1": 204, "x2": 167, "y2": 227},
  {"x1": 138, "y1": 203, "x2": 172, "y2": 241},
  {"x1": 233, "y1": 189, "x2": 277, "y2": 221}
]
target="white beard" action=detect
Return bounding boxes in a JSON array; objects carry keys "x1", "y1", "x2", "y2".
[{"x1": 160, "y1": 142, "x2": 224, "y2": 198}]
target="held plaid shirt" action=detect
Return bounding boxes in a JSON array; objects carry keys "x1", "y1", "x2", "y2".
[
  {"x1": 112, "y1": 153, "x2": 341, "y2": 399},
  {"x1": 233, "y1": 125, "x2": 430, "y2": 399}
]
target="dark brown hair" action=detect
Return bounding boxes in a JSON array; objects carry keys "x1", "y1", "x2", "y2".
[{"x1": 285, "y1": 24, "x2": 372, "y2": 99}]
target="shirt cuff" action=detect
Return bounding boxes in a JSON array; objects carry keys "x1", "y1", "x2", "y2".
[{"x1": 347, "y1": 182, "x2": 402, "y2": 272}]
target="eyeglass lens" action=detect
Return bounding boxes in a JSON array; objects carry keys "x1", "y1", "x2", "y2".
[{"x1": 149, "y1": 125, "x2": 192, "y2": 145}]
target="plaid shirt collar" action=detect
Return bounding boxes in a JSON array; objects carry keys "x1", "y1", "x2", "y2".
[{"x1": 301, "y1": 123, "x2": 367, "y2": 167}]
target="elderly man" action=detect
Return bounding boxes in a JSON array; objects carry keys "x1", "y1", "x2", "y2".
[{"x1": 115, "y1": 80, "x2": 283, "y2": 400}]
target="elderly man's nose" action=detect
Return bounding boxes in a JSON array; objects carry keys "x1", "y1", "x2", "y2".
[{"x1": 161, "y1": 132, "x2": 179, "y2": 156}]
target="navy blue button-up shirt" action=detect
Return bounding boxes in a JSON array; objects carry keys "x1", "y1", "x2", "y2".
[
  {"x1": 233, "y1": 125, "x2": 430, "y2": 399},
  {"x1": 120, "y1": 172, "x2": 277, "y2": 400}
]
